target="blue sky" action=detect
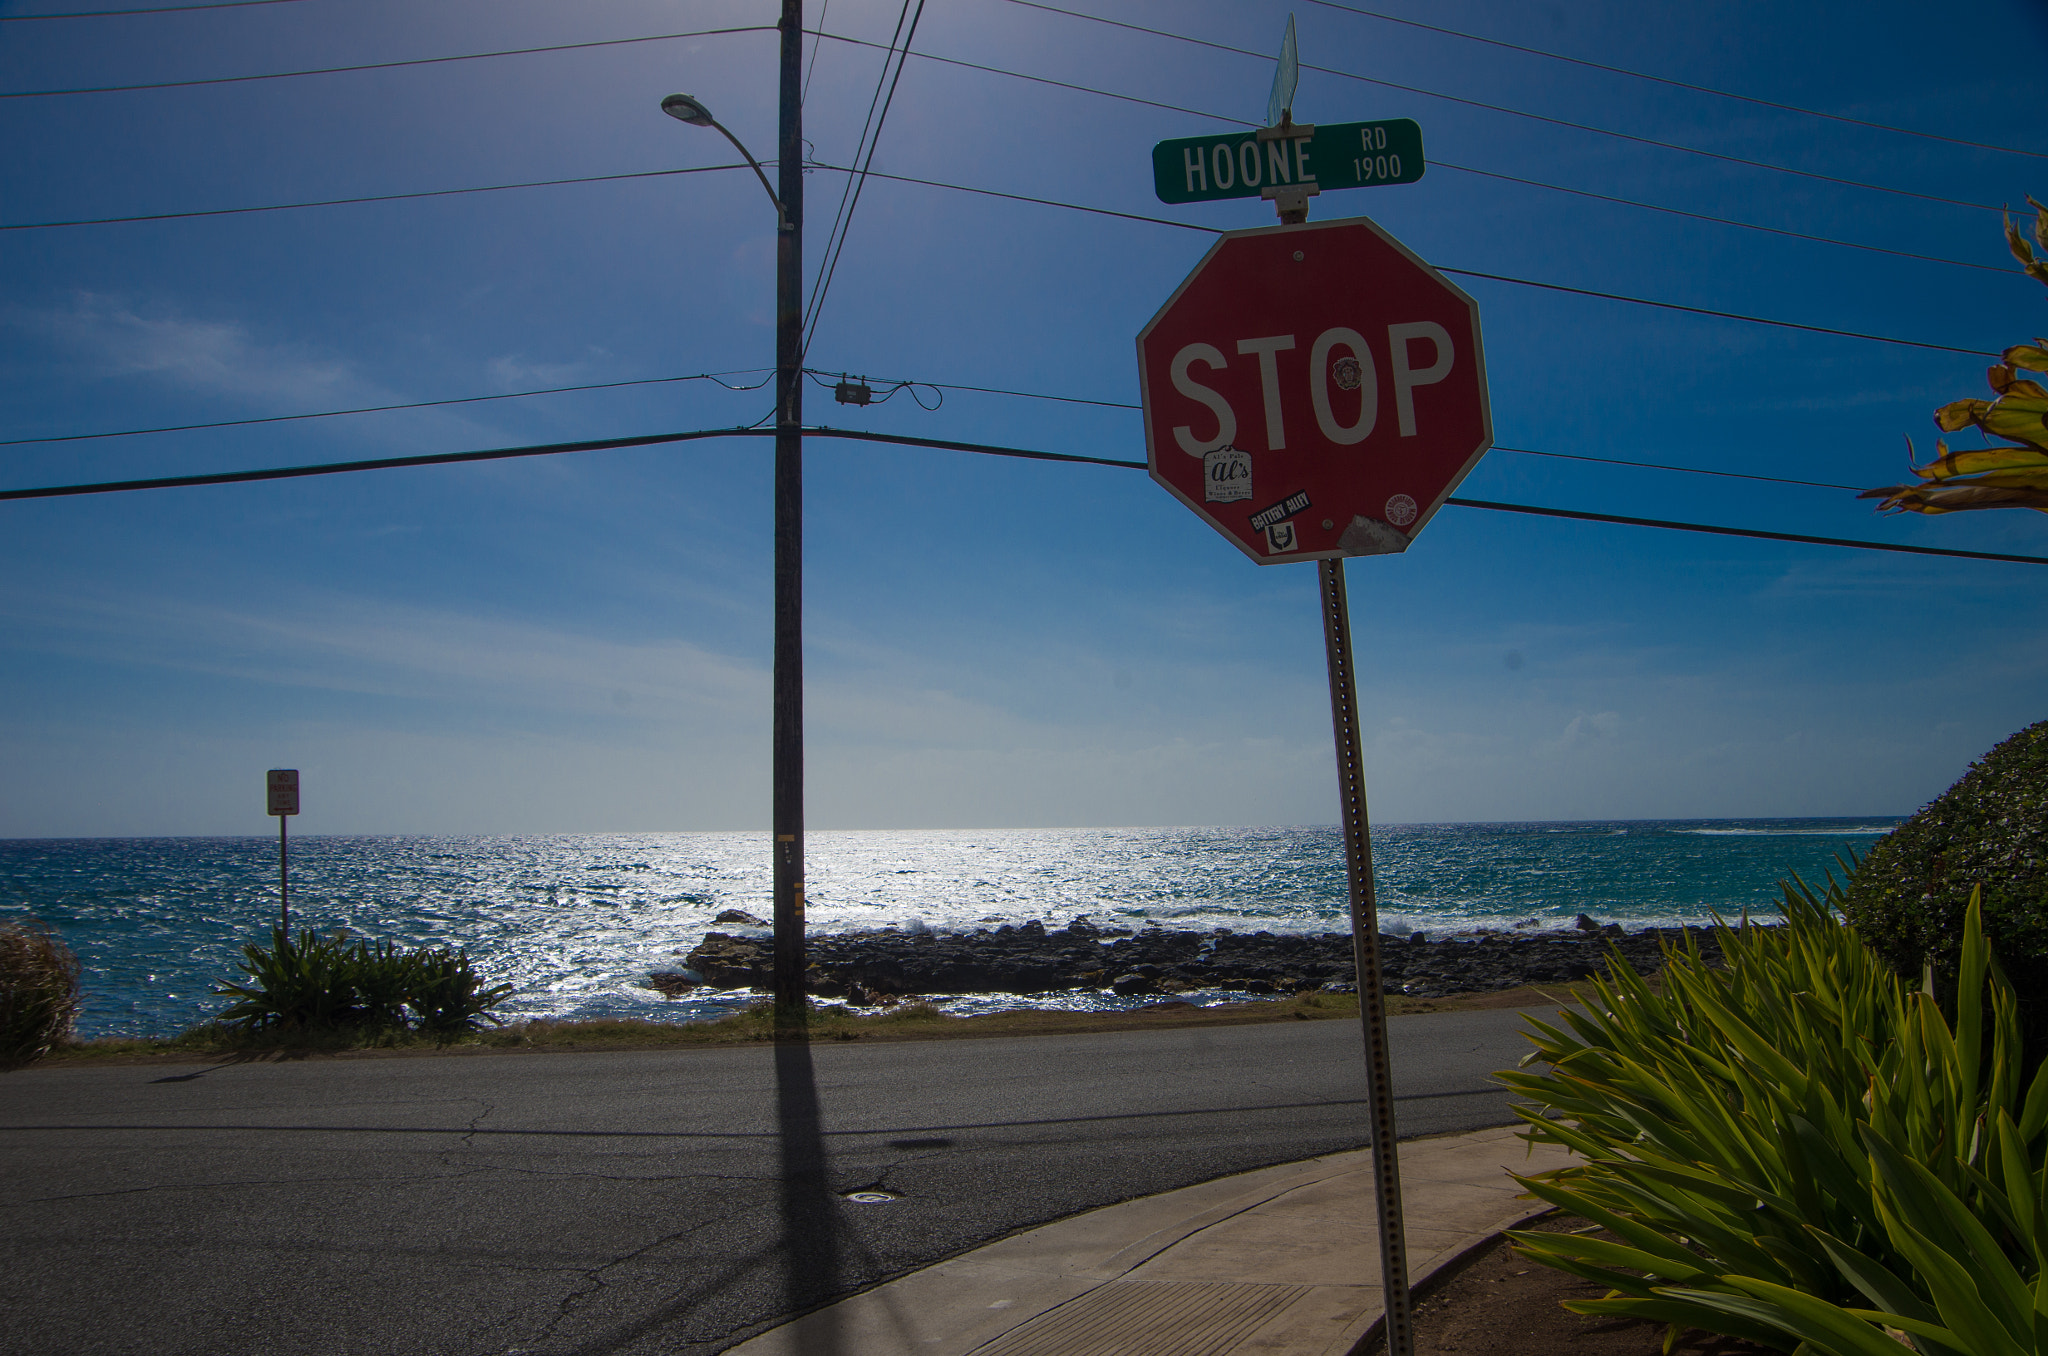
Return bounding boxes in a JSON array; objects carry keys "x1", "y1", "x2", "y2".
[{"x1": 3, "y1": 0, "x2": 2046, "y2": 837}]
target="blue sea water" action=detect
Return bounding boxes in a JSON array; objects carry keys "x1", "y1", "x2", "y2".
[{"x1": 0, "y1": 819, "x2": 1894, "y2": 1039}]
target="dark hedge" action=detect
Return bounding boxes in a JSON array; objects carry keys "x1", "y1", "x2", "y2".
[{"x1": 1844, "y1": 721, "x2": 2048, "y2": 1005}]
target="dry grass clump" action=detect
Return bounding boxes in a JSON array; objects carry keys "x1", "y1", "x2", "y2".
[{"x1": 0, "y1": 919, "x2": 82, "y2": 1069}]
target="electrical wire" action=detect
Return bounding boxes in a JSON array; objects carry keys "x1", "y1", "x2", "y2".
[
  {"x1": 0, "y1": 163, "x2": 750, "y2": 233},
  {"x1": 0, "y1": 23, "x2": 775, "y2": 99},
  {"x1": 1434, "y1": 265, "x2": 1995, "y2": 357},
  {"x1": 0, "y1": 370, "x2": 773, "y2": 448},
  {"x1": 3, "y1": 28, "x2": 2003, "y2": 280},
  {"x1": 993, "y1": 0, "x2": 2012, "y2": 215},
  {"x1": 1440, "y1": 496, "x2": 2048, "y2": 565},
  {"x1": 802, "y1": 0, "x2": 830, "y2": 106},
  {"x1": 0, "y1": 350, "x2": 1887, "y2": 497},
  {"x1": 1494, "y1": 447, "x2": 1860, "y2": 492},
  {"x1": 802, "y1": 0, "x2": 927, "y2": 354},
  {"x1": 803, "y1": 0, "x2": 917, "y2": 348},
  {"x1": 806, "y1": 161, "x2": 1999, "y2": 357},
  {"x1": 3, "y1": 423, "x2": 2040, "y2": 567},
  {"x1": 1, "y1": 0, "x2": 308, "y2": 17},
  {"x1": 811, "y1": 27, "x2": 2010, "y2": 276},
  {"x1": 811, "y1": 370, "x2": 1867, "y2": 491},
  {"x1": 1435, "y1": 163, "x2": 2013, "y2": 275},
  {"x1": 1303, "y1": 0, "x2": 2047, "y2": 162}
]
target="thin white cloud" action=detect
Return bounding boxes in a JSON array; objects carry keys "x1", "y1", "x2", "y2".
[{"x1": 21, "y1": 293, "x2": 357, "y2": 407}]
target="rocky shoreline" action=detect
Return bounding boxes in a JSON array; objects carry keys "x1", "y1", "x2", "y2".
[{"x1": 653, "y1": 914, "x2": 1737, "y2": 1004}]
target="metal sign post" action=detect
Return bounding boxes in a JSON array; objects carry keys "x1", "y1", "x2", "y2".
[
  {"x1": 266, "y1": 769, "x2": 299, "y2": 938},
  {"x1": 1137, "y1": 117, "x2": 1486, "y2": 1356},
  {"x1": 1318, "y1": 559, "x2": 1412, "y2": 1356}
]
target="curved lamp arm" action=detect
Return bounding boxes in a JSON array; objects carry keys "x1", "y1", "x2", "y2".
[{"x1": 661, "y1": 92, "x2": 791, "y2": 233}]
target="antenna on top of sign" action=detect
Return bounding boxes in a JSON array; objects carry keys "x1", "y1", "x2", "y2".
[
  {"x1": 266, "y1": 769, "x2": 298, "y2": 939},
  {"x1": 1148, "y1": 22, "x2": 1423, "y2": 226},
  {"x1": 1267, "y1": 13, "x2": 1299, "y2": 129},
  {"x1": 1259, "y1": 14, "x2": 1316, "y2": 224}
]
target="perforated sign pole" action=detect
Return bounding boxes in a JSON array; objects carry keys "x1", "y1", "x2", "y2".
[
  {"x1": 266, "y1": 769, "x2": 299, "y2": 939},
  {"x1": 1318, "y1": 560, "x2": 1413, "y2": 1356}
]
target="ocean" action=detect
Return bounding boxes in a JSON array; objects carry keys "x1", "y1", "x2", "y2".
[{"x1": 0, "y1": 819, "x2": 1894, "y2": 1040}]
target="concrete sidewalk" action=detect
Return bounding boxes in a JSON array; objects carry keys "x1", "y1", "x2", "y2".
[{"x1": 730, "y1": 1123, "x2": 1572, "y2": 1356}]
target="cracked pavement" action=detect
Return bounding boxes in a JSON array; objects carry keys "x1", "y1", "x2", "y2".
[{"x1": 1, "y1": 1008, "x2": 1540, "y2": 1354}]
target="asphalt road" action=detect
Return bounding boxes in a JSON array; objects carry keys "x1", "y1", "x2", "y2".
[{"x1": 1, "y1": 1009, "x2": 1548, "y2": 1355}]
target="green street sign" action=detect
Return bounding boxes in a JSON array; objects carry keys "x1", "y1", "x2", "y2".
[{"x1": 1152, "y1": 119, "x2": 1424, "y2": 205}]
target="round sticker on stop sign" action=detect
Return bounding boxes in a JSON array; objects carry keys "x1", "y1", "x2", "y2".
[{"x1": 1138, "y1": 216, "x2": 1491, "y2": 564}]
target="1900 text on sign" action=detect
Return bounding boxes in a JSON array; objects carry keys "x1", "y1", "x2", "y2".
[{"x1": 1137, "y1": 216, "x2": 1491, "y2": 565}]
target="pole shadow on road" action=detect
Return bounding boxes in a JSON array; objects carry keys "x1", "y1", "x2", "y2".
[{"x1": 773, "y1": 1012, "x2": 845, "y2": 1354}]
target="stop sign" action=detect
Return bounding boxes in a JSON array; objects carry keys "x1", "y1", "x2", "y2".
[{"x1": 1138, "y1": 216, "x2": 1491, "y2": 564}]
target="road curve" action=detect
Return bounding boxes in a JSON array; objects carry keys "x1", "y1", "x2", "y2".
[{"x1": 0, "y1": 1006, "x2": 1548, "y2": 1355}]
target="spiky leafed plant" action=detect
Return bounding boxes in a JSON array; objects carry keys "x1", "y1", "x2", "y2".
[
  {"x1": 1862, "y1": 198, "x2": 2048, "y2": 517},
  {"x1": 0, "y1": 919, "x2": 82, "y2": 1068}
]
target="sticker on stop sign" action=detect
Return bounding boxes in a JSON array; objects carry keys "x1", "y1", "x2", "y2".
[{"x1": 1137, "y1": 216, "x2": 1492, "y2": 565}]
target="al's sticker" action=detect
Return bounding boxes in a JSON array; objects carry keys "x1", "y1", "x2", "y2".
[{"x1": 1204, "y1": 444, "x2": 1252, "y2": 503}]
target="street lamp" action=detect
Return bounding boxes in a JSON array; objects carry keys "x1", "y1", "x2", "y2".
[
  {"x1": 660, "y1": 93, "x2": 791, "y2": 234},
  {"x1": 660, "y1": 16, "x2": 809, "y2": 1019}
]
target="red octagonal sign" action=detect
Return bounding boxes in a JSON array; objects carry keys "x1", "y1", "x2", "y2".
[{"x1": 1138, "y1": 216, "x2": 1491, "y2": 564}]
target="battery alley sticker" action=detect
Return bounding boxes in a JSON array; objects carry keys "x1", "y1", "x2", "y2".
[
  {"x1": 1249, "y1": 490, "x2": 1311, "y2": 533},
  {"x1": 1203, "y1": 444, "x2": 1252, "y2": 503}
]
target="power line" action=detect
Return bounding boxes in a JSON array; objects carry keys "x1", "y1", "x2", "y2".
[
  {"x1": 1442, "y1": 497, "x2": 2048, "y2": 566},
  {"x1": 1435, "y1": 163, "x2": 2012, "y2": 275},
  {"x1": 5, "y1": 35, "x2": 2002, "y2": 281},
  {"x1": 0, "y1": 23, "x2": 775, "y2": 99},
  {"x1": 1303, "y1": 0, "x2": 2047, "y2": 162},
  {"x1": 1, "y1": 0, "x2": 307, "y2": 17},
  {"x1": 903, "y1": 377, "x2": 1140, "y2": 412},
  {"x1": 815, "y1": 27, "x2": 2009, "y2": 276},
  {"x1": 804, "y1": 0, "x2": 927, "y2": 353},
  {"x1": 0, "y1": 429, "x2": 751, "y2": 499},
  {"x1": 0, "y1": 357, "x2": 1885, "y2": 496},
  {"x1": 0, "y1": 370, "x2": 772, "y2": 448},
  {"x1": 801, "y1": 0, "x2": 831, "y2": 106},
  {"x1": 1495, "y1": 446, "x2": 1859, "y2": 492},
  {"x1": 0, "y1": 163, "x2": 749, "y2": 233},
  {"x1": 818, "y1": 375, "x2": 1870, "y2": 491},
  {"x1": 1434, "y1": 266, "x2": 1995, "y2": 357},
  {"x1": 3, "y1": 423, "x2": 2040, "y2": 566},
  {"x1": 810, "y1": 161, "x2": 1998, "y2": 357},
  {"x1": 994, "y1": 0, "x2": 2010, "y2": 216}
]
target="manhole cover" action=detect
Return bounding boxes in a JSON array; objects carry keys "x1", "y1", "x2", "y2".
[{"x1": 843, "y1": 1190, "x2": 897, "y2": 1203}]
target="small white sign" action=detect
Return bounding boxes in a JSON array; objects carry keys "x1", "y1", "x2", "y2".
[
  {"x1": 1203, "y1": 444, "x2": 1253, "y2": 503},
  {"x1": 267, "y1": 769, "x2": 300, "y2": 817}
]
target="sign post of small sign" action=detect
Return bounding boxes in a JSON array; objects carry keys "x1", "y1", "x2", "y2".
[{"x1": 266, "y1": 769, "x2": 298, "y2": 937}]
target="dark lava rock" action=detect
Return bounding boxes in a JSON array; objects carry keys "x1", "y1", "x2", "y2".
[
  {"x1": 680, "y1": 919, "x2": 1743, "y2": 1001},
  {"x1": 648, "y1": 972, "x2": 699, "y2": 997},
  {"x1": 713, "y1": 909, "x2": 768, "y2": 926}
]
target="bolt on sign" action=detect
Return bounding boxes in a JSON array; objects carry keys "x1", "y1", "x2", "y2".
[
  {"x1": 1151, "y1": 120, "x2": 1425, "y2": 205},
  {"x1": 1137, "y1": 215, "x2": 1491, "y2": 564}
]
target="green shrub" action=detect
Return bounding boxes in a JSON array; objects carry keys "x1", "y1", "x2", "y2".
[
  {"x1": 407, "y1": 947, "x2": 514, "y2": 1038},
  {"x1": 1501, "y1": 882, "x2": 2048, "y2": 1356},
  {"x1": 0, "y1": 919, "x2": 82, "y2": 1069},
  {"x1": 1844, "y1": 720, "x2": 2048, "y2": 1029},
  {"x1": 215, "y1": 930, "x2": 513, "y2": 1043}
]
